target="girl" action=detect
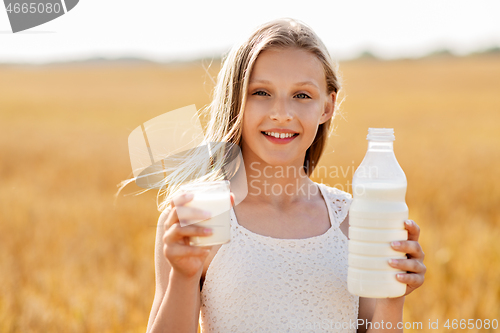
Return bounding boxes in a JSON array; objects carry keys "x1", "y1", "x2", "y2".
[{"x1": 146, "y1": 18, "x2": 426, "y2": 333}]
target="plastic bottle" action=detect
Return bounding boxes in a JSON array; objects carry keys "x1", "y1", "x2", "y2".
[{"x1": 347, "y1": 128, "x2": 409, "y2": 298}]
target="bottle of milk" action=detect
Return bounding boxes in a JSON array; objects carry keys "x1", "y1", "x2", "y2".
[{"x1": 347, "y1": 128, "x2": 408, "y2": 298}]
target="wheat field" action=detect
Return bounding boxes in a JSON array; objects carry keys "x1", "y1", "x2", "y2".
[{"x1": 0, "y1": 55, "x2": 499, "y2": 332}]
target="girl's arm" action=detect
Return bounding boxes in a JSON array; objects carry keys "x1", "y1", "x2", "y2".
[
  {"x1": 357, "y1": 297, "x2": 404, "y2": 333},
  {"x1": 146, "y1": 194, "x2": 213, "y2": 333}
]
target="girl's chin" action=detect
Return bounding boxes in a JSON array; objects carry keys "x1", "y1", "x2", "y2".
[
  {"x1": 251, "y1": 155, "x2": 306, "y2": 169},
  {"x1": 241, "y1": 142, "x2": 308, "y2": 169}
]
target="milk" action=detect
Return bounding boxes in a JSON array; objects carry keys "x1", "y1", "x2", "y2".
[
  {"x1": 179, "y1": 181, "x2": 231, "y2": 247},
  {"x1": 350, "y1": 183, "x2": 408, "y2": 230},
  {"x1": 347, "y1": 129, "x2": 408, "y2": 298},
  {"x1": 185, "y1": 192, "x2": 231, "y2": 246}
]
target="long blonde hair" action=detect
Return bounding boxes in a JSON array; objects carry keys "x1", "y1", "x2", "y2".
[{"x1": 155, "y1": 18, "x2": 342, "y2": 211}]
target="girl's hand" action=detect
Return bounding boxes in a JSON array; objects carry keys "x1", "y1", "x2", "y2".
[
  {"x1": 389, "y1": 220, "x2": 426, "y2": 296},
  {"x1": 162, "y1": 192, "x2": 213, "y2": 279}
]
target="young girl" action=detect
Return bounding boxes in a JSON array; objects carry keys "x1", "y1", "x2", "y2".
[{"x1": 146, "y1": 18, "x2": 426, "y2": 333}]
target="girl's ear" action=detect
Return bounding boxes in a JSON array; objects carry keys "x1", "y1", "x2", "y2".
[{"x1": 319, "y1": 92, "x2": 336, "y2": 124}]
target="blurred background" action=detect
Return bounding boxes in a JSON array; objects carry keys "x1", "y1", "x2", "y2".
[{"x1": 1, "y1": 1, "x2": 499, "y2": 332}]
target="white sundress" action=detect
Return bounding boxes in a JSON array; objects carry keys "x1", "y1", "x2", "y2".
[{"x1": 199, "y1": 182, "x2": 359, "y2": 332}]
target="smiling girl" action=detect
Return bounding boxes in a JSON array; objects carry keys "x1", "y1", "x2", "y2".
[{"x1": 146, "y1": 18, "x2": 426, "y2": 333}]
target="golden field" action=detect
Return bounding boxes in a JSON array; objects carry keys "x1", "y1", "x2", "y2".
[{"x1": 0, "y1": 55, "x2": 499, "y2": 332}]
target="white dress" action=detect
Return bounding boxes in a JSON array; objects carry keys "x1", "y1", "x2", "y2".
[{"x1": 199, "y1": 183, "x2": 359, "y2": 332}]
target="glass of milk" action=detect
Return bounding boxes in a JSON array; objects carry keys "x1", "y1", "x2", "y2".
[{"x1": 179, "y1": 180, "x2": 231, "y2": 246}]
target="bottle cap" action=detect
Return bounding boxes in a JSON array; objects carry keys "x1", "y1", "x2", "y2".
[{"x1": 367, "y1": 128, "x2": 395, "y2": 141}]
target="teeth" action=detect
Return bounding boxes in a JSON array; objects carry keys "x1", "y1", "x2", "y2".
[{"x1": 264, "y1": 131, "x2": 296, "y2": 139}]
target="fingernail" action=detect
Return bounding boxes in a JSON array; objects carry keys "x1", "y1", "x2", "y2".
[
  {"x1": 405, "y1": 220, "x2": 413, "y2": 227},
  {"x1": 389, "y1": 259, "x2": 397, "y2": 265},
  {"x1": 392, "y1": 241, "x2": 401, "y2": 248},
  {"x1": 397, "y1": 273, "x2": 405, "y2": 279},
  {"x1": 204, "y1": 228, "x2": 212, "y2": 234},
  {"x1": 185, "y1": 192, "x2": 194, "y2": 199}
]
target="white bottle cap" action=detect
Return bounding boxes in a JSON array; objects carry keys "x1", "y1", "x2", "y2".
[{"x1": 367, "y1": 128, "x2": 395, "y2": 141}]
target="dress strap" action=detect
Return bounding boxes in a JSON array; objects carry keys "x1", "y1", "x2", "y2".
[{"x1": 317, "y1": 182, "x2": 352, "y2": 229}]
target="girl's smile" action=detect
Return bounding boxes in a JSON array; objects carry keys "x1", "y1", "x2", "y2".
[{"x1": 261, "y1": 128, "x2": 299, "y2": 144}]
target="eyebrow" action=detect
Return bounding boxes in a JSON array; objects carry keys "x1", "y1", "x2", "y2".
[{"x1": 249, "y1": 79, "x2": 320, "y2": 90}]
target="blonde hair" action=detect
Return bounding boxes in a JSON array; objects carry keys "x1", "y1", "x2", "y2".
[{"x1": 153, "y1": 18, "x2": 342, "y2": 211}]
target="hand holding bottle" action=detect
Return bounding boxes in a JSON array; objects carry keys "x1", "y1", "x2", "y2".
[{"x1": 388, "y1": 219, "x2": 426, "y2": 296}]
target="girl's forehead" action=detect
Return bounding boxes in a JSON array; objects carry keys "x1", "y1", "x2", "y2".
[
  {"x1": 250, "y1": 48, "x2": 326, "y2": 86},
  {"x1": 255, "y1": 47, "x2": 320, "y2": 65}
]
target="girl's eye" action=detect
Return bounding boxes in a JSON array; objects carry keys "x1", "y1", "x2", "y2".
[
  {"x1": 253, "y1": 90, "x2": 269, "y2": 96},
  {"x1": 295, "y1": 93, "x2": 311, "y2": 99}
]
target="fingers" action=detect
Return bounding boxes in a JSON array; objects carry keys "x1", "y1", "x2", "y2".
[
  {"x1": 388, "y1": 258, "x2": 427, "y2": 274},
  {"x1": 163, "y1": 193, "x2": 211, "y2": 230},
  {"x1": 395, "y1": 271, "x2": 425, "y2": 287},
  {"x1": 176, "y1": 206, "x2": 211, "y2": 226},
  {"x1": 391, "y1": 221, "x2": 426, "y2": 296},
  {"x1": 230, "y1": 192, "x2": 235, "y2": 207},
  {"x1": 163, "y1": 242, "x2": 211, "y2": 259},
  {"x1": 171, "y1": 192, "x2": 194, "y2": 208},
  {"x1": 391, "y1": 239, "x2": 425, "y2": 260},
  {"x1": 404, "y1": 220, "x2": 420, "y2": 241},
  {"x1": 161, "y1": 217, "x2": 214, "y2": 275},
  {"x1": 163, "y1": 224, "x2": 212, "y2": 244},
  {"x1": 163, "y1": 192, "x2": 196, "y2": 231}
]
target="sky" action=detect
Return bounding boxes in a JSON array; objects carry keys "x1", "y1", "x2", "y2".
[{"x1": 0, "y1": 0, "x2": 499, "y2": 64}]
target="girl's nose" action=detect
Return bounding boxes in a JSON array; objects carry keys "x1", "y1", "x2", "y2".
[{"x1": 269, "y1": 97, "x2": 293, "y2": 122}]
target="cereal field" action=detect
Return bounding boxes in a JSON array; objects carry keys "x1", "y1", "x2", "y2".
[{"x1": 0, "y1": 55, "x2": 499, "y2": 332}]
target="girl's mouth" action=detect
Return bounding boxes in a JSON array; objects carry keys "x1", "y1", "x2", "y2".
[{"x1": 261, "y1": 131, "x2": 299, "y2": 144}]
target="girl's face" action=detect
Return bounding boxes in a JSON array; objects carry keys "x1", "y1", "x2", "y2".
[{"x1": 241, "y1": 47, "x2": 335, "y2": 170}]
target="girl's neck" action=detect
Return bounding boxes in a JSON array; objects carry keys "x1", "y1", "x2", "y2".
[{"x1": 236, "y1": 155, "x2": 318, "y2": 206}]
